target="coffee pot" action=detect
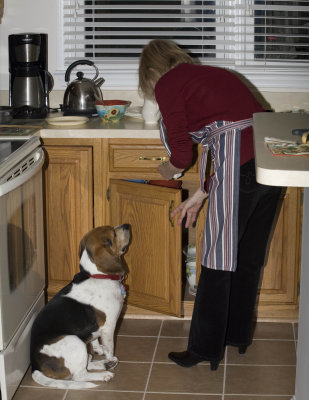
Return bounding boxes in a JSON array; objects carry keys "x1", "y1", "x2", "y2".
[
  {"x1": 62, "y1": 60, "x2": 104, "y2": 116},
  {"x1": 9, "y1": 33, "x2": 54, "y2": 119}
]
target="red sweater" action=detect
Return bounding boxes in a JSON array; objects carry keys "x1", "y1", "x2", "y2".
[{"x1": 155, "y1": 63, "x2": 265, "y2": 169}]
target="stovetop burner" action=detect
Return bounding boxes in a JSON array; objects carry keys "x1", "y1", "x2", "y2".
[{"x1": 0, "y1": 127, "x2": 39, "y2": 137}]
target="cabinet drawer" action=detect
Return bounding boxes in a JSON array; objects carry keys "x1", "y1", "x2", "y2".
[
  {"x1": 109, "y1": 144, "x2": 168, "y2": 172},
  {"x1": 109, "y1": 144, "x2": 198, "y2": 173}
]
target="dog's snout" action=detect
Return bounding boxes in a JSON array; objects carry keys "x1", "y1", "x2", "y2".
[{"x1": 122, "y1": 224, "x2": 130, "y2": 231}]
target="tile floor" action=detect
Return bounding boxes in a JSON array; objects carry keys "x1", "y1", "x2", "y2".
[{"x1": 14, "y1": 319, "x2": 297, "y2": 400}]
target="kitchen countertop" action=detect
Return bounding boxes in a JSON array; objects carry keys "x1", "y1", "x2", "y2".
[
  {"x1": 39, "y1": 115, "x2": 160, "y2": 139},
  {"x1": 253, "y1": 112, "x2": 309, "y2": 187},
  {"x1": 0, "y1": 114, "x2": 161, "y2": 139}
]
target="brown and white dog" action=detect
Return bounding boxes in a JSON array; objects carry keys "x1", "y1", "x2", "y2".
[{"x1": 30, "y1": 224, "x2": 131, "y2": 389}]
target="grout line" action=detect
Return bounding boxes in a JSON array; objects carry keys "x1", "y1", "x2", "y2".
[
  {"x1": 222, "y1": 348, "x2": 227, "y2": 400},
  {"x1": 292, "y1": 322, "x2": 298, "y2": 354},
  {"x1": 223, "y1": 394, "x2": 295, "y2": 398},
  {"x1": 118, "y1": 334, "x2": 296, "y2": 341},
  {"x1": 141, "y1": 319, "x2": 164, "y2": 400},
  {"x1": 146, "y1": 391, "x2": 222, "y2": 396},
  {"x1": 252, "y1": 338, "x2": 295, "y2": 342},
  {"x1": 224, "y1": 363, "x2": 296, "y2": 367}
]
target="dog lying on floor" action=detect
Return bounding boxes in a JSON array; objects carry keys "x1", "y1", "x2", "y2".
[{"x1": 30, "y1": 224, "x2": 131, "y2": 389}]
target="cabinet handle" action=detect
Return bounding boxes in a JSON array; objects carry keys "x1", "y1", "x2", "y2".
[
  {"x1": 169, "y1": 200, "x2": 175, "y2": 227},
  {"x1": 139, "y1": 156, "x2": 167, "y2": 161}
]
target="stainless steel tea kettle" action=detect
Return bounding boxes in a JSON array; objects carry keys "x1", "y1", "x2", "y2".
[{"x1": 62, "y1": 60, "x2": 104, "y2": 116}]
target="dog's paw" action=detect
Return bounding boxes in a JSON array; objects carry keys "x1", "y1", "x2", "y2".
[
  {"x1": 102, "y1": 371, "x2": 114, "y2": 382},
  {"x1": 104, "y1": 356, "x2": 119, "y2": 370}
]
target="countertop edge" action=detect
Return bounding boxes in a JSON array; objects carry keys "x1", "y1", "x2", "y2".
[{"x1": 39, "y1": 128, "x2": 161, "y2": 139}]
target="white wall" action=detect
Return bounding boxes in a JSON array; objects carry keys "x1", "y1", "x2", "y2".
[
  {"x1": 0, "y1": 0, "x2": 308, "y2": 111},
  {"x1": 0, "y1": 0, "x2": 58, "y2": 90}
]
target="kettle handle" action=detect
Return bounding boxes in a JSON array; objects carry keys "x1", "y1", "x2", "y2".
[{"x1": 64, "y1": 60, "x2": 99, "y2": 83}]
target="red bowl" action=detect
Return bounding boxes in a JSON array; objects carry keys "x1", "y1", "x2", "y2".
[
  {"x1": 95, "y1": 100, "x2": 130, "y2": 106},
  {"x1": 148, "y1": 180, "x2": 182, "y2": 189}
]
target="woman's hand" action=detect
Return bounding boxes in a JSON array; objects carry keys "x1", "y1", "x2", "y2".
[
  {"x1": 157, "y1": 161, "x2": 184, "y2": 180},
  {"x1": 171, "y1": 188, "x2": 208, "y2": 228}
]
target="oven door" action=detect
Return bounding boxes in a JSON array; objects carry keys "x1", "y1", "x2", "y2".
[{"x1": 0, "y1": 147, "x2": 45, "y2": 350}]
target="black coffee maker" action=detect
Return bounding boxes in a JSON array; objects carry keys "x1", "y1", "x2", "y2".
[{"x1": 9, "y1": 33, "x2": 54, "y2": 119}]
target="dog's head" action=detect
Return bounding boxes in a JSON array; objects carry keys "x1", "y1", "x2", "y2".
[{"x1": 79, "y1": 224, "x2": 131, "y2": 275}]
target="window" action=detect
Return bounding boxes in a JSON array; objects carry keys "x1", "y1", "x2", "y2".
[{"x1": 58, "y1": 0, "x2": 309, "y2": 89}]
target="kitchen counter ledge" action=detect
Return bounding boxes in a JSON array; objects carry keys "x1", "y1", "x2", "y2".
[{"x1": 39, "y1": 116, "x2": 160, "y2": 139}]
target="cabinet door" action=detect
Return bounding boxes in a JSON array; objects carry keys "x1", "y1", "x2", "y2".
[
  {"x1": 257, "y1": 187, "x2": 302, "y2": 319},
  {"x1": 43, "y1": 146, "x2": 93, "y2": 299},
  {"x1": 109, "y1": 179, "x2": 182, "y2": 317}
]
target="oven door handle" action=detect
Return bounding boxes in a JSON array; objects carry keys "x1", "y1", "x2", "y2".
[{"x1": 0, "y1": 147, "x2": 45, "y2": 197}]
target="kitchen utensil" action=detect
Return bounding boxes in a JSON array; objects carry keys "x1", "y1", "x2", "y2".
[
  {"x1": 142, "y1": 98, "x2": 160, "y2": 124},
  {"x1": 95, "y1": 100, "x2": 130, "y2": 122},
  {"x1": 0, "y1": 107, "x2": 13, "y2": 124},
  {"x1": 125, "y1": 106, "x2": 143, "y2": 119},
  {"x1": 62, "y1": 60, "x2": 104, "y2": 116},
  {"x1": 45, "y1": 116, "x2": 89, "y2": 126},
  {"x1": 148, "y1": 180, "x2": 182, "y2": 189},
  {"x1": 291, "y1": 128, "x2": 309, "y2": 143}
]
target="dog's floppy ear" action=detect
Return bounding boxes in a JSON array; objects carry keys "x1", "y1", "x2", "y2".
[{"x1": 93, "y1": 250, "x2": 125, "y2": 274}]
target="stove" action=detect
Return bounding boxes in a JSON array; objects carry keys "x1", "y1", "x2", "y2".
[{"x1": 0, "y1": 127, "x2": 39, "y2": 137}]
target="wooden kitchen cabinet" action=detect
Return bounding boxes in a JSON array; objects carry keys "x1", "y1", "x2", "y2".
[
  {"x1": 109, "y1": 179, "x2": 182, "y2": 316},
  {"x1": 43, "y1": 144, "x2": 94, "y2": 299},
  {"x1": 42, "y1": 137, "x2": 301, "y2": 320},
  {"x1": 256, "y1": 187, "x2": 302, "y2": 320},
  {"x1": 105, "y1": 138, "x2": 301, "y2": 320}
]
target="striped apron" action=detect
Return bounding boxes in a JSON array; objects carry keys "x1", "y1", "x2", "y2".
[{"x1": 160, "y1": 118, "x2": 253, "y2": 272}]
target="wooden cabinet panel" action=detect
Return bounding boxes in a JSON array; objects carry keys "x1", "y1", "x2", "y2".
[
  {"x1": 257, "y1": 187, "x2": 301, "y2": 319},
  {"x1": 109, "y1": 144, "x2": 168, "y2": 172},
  {"x1": 109, "y1": 179, "x2": 182, "y2": 317},
  {"x1": 43, "y1": 145, "x2": 93, "y2": 298},
  {"x1": 109, "y1": 141, "x2": 199, "y2": 174}
]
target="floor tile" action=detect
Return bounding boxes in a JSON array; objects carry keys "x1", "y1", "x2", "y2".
[
  {"x1": 253, "y1": 322, "x2": 294, "y2": 340},
  {"x1": 11, "y1": 319, "x2": 298, "y2": 400},
  {"x1": 154, "y1": 337, "x2": 189, "y2": 362},
  {"x1": 12, "y1": 386, "x2": 66, "y2": 400},
  {"x1": 145, "y1": 394, "x2": 221, "y2": 399},
  {"x1": 227, "y1": 340, "x2": 296, "y2": 365},
  {"x1": 225, "y1": 365, "x2": 296, "y2": 395},
  {"x1": 66, "y1": 390, "x2": 144, "y2": 400},
  {"x1": 225, "y1": 396, "x2": 292, "y2": 400},
  {"x1": 155, "y1": 337, "x2": 225, "y2": 366},
  {"x1": 116, "y1": 318, "x2": 162, "y2": 336},
  {"x1": 294, "y1": 323, "x2": 298, "y2": 339},
  {"x1": 19, "y1": 368, "x2": 40, "y2": 388},
  {"x1": 115, "y1": 336, "x2": 157, "y2": 362},
  {"x1": 147, "y1": 363, "x2": 224, "y2": 394},
  {"x1": 92, "y1": 361, "x2": 151, "y2": 391},
  {"x1": 161, "y1": 320, "x2": 191, "y2": 337}
]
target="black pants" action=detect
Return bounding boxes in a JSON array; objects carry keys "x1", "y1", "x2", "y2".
[{"x1": 187, "y1": 158, "x2": 282, "y2": 362}]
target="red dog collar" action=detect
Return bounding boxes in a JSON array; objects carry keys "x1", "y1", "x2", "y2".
[{"x1": 88, "y1": 274, "x2": 122, "y2": 280}]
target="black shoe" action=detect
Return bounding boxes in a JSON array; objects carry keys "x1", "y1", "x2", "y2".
[
  {"x1": 238, "y1": 345, "x2": 248, "y2": 354},
  {"x1": 168, "y1": 351, "x2": 204, "y2": 368},
  {"x1": 210, "y1": 361, "x2": 219, "y2": 371}
]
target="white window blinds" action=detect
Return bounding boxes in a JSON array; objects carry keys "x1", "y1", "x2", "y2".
[{"x1": 60, "y1": 0, "x2": 309, "y2": 88}]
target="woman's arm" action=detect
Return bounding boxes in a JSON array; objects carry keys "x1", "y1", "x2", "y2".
[{"x1": 170, "y1": 188, "x2": 208, "y2": 228}]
